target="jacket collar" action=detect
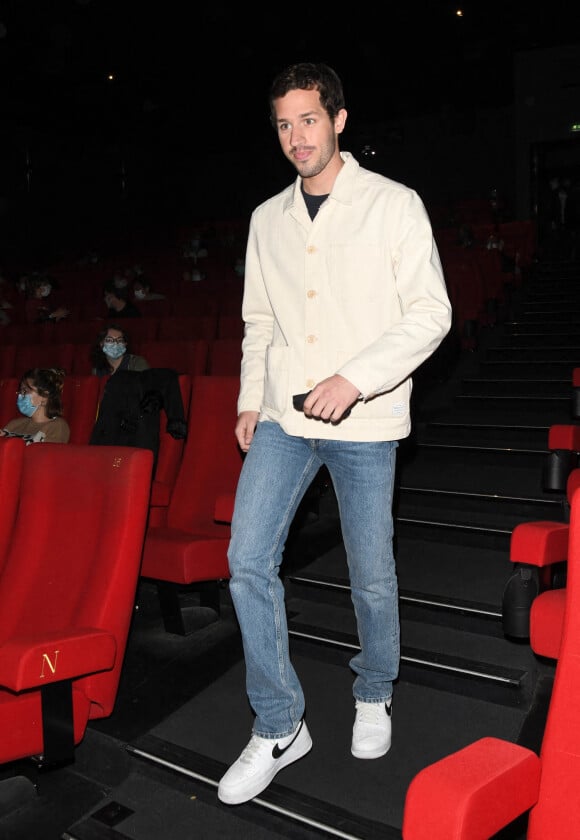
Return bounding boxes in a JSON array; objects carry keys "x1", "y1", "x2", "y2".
[{"x1": 283, "y1": 152, "x2": 359, "y2": 215}]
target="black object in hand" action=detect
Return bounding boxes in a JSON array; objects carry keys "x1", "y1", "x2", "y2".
[
  {"x1": 292, "y1": 391, "x2": 311, "y2": 411},
  {"x1": 292, "y1": 391, "x2": 352, "y2": 419}
]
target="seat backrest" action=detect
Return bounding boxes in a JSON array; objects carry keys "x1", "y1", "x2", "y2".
[
  {"x1": 0, "y1": 344, "x2": 16, "y2": 378},
  {"x1": 207, "y1": 338, "x2": 242, "y2": 375},
  {"x1": 70, "y1": 342, "x2": 95, "y2": 375},
  {"x1": 0, "y1": 443, "x2": 153, "y2": 717},
  {"x1": 167, "y1": 375, "x2": 242, "y2": 533},
  {"x1": 157, "y1": 314, "x2": 218, "y2": 342},
  {"x1": 136, "y1": 339, "x2": 209, "y2": 375},
  {"x1": 12, "y1": 342, "x2": 75, "y2": 376},
  {"x1": 52, "y1": 319, "x2": 102, "y2": 345},
  {"x1": 217, "y1": 312, "x2": 244, "y2": 340},
  {"x1": 150, "y1": 372, "x2": 193, "y2": 511},
  {"x1": 0, "y1": 437, "x2": 25, "y2": 571},
  {"x1": 61, "y1": 374, "x2": 102, "y2": 444},
  {"x1": 0, "y1": 377, "x2": 19, "y2": 428},
  {"x1": 0, "y1": 322, "x2": 51, "y2": 346},
  {"x1": 119, "y1": 315, "x2": 160, "y2": 344},
  {"x1": 169, "y1": 289, "x2": 220, "y2": 316},
  {"x1": 528, "y1": 489, "x2": 580, "y2": 837}
]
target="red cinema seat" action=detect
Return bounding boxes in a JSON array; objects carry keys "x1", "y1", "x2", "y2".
[
  {"x1": 442, "y1": 257, "x2": 486, "y2": 351},
  {"x1": 403, "y1": 487, "x2": 580, "y2": 840},
  {"x1": 157, "y1": 314, "x2": 218, "y2": 342},
  {"x1": 136, "y1": 338, "x2": 209, "y2": 376},
  {"x1": 148, "y1": 373, "x2": 193, "y2": 526},
  {"x1": 140, "y1": 375, "x2": 243, "y2": 634},
  {"x1": 0, "y1": 323, "x2": 51, "y2": 346},
  {"x1": 207, "y1": 338, "x2": 242, "y2": 376},
  {"x1": 0, "y1": 344, "x2": 16, "y2": 378},
  {"x1": 0, "y1": 437, "x2": 25, "y2": 572},
  {"x1": 0, "y1": 444, "x2": 153, "y2": 781},
  {"x1": 0, "y1": 377, "x2": 19, "y2": 428},
  {"x1": 49, "y1": 319, "x2": 100, "y2": 346},
  {"x1": 70, "y1": 342, "x2": 94, "y2": 375},
  {"x1": 502, "y1": 469, "x2": 580, "y2": 640},
  {"x1": 61, "y1": 375, "x2": 101, "y2": 444},
  {"x1": 12, "y1": 342, "x2": 75, "y2": 377},
  {"x1": 217, "y1": 312, "x2": 244, "y2": 340},
  {"x1": 117, "y1": 316, "x2": 160, "y2": 344}
]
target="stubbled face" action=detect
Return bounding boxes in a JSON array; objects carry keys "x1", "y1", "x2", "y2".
[{"x1": 272, "y1": 88, "x2": 346, "y2": 183}]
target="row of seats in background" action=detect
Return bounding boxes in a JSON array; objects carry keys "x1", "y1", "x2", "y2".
[
  {"x1": 0, "y1": 335, "x2": 241, "y2": 379},
  {"x1": 0, "y1": 372, "x2": 240, "y2": 531},
  {"x1": 2, "y1": 277, "x2": 243, "y2": 324},
  {"x1": 1, "y1": 214, "x2": 247, "y2": 326},
  {"x1": 434, "y1": 219, "x2": 537, "y2": 350}
]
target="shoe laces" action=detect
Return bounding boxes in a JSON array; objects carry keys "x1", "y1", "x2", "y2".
[
  {"x1": 239, "y1": 735, "x2": 268, "y2": 765},
  {"x1": 355, "y1": 702, "x2": 386, "y2": 725}
]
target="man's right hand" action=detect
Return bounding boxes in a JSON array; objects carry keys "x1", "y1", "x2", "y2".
[{"x1": 235, "y1": 411, "x2": 259, "y2": 452}]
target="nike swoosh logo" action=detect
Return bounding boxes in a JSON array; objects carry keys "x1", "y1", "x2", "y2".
[{"x1": 271, "y1": 720, "x2": 303, "y2": 759}]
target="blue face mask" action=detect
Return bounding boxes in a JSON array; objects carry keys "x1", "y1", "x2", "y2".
[
  {"x1": 17, "y1": 392, "x2": 39, "y2": 417},
  {"x1": 103, "y1": 342, "x2": 126, "y2": 360}
]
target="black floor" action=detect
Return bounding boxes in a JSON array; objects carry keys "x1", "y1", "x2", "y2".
[{"x1": 1, "y1": 257, "x2": 577, "y2": 839}]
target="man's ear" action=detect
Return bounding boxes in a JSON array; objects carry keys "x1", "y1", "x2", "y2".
[{"x1": 335, "y1": 108, "x2": 348, "y2": 134}]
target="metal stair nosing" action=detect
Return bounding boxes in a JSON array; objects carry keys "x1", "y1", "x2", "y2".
[
  {"x1": 412, "y1": 440, "x2": 548, "y2": 456},
  {"x1": 126, "y1": 735, "x2": 397, "y2": 840},
  {"x1": 288, "y1": 572, "x2": 501, "y2": 622},
  {"x1": 287, "y1": 621, "x2": 526, "y2": 693}
]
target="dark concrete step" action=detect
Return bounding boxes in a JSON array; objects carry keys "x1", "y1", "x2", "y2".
[
  {"x1": 478, "y1": 360, "x2": 576, "y2": 379},
  {"x1": 416, "y1": 420, "x2": 549, "y2": 451},
  {"x1": 285, "y1": 600, "x2": 534, "y2": 706},
  {"x1": 507, "y1": 317, "x2": 580, "y2": 330},
  {"x1": 459, "y1": 377, "x2": 570, "y2": 398},
  {"x1": 398, "y1": 443, "x2": 548, "y2": 497},
  {"x1": 484, "y1": 346, "x2": 580, "y2": 362},
  {"x1": 518, "y1": 307, "x2": 580, "y2": 319},
  {"x1": 285, "y1": 533, "x2": 513, "y2": 618},
  {"x1": 434, "y1": 393, "x2": 572, "y2": 426},
  {"x1": 395, "y1": 486, "x2": 563, "y2": 534},
  {"x1": 501, "y1": 326, "x2": 580, "y2": 341}
]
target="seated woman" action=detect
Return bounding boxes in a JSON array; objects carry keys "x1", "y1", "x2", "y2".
[
  {"x1": 91, "y1": 323, "x2": 150, "y2": 377},
  {"x1": 0, "y1": 368, "x2": 70, "y2": 444}
]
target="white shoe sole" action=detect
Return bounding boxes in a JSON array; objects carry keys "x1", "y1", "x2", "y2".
[
  {"x1": 218, "y1": 725, "x2": 313, "y2": 805},
  {"x1": 351, "y1": 741, "x2": 391, "y2": 760}
]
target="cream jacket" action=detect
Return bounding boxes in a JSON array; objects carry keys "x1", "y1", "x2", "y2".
[{"x1": 238, "y1": 152, "x2": 452, "y2": 442}]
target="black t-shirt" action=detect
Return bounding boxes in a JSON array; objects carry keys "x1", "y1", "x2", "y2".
[{"x1": 301, "y1": 185, "x2": 329, "y2": 221}]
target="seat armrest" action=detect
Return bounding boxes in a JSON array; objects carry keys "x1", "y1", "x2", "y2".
[
  {"x1": 510, "y1": 521, "x2": 569, "y2": 567},
  {"x1": 547, "y1": 424, "x2": 580, "y2": 451},
  {"x1": 402, "y1": 737, "x2": 541, "y2": 840},
  {"x1": 0, "y1": 628, "x2": 116, "y2": 692}
]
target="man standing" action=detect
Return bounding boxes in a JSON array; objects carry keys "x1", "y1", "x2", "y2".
[{"x1": 218, "y1": 62, "x2": 452, "y2": 806}]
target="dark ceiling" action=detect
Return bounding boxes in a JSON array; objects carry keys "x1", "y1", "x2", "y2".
[{"x1": 1, "y1": 0, "x2": 578, "y2": 147}]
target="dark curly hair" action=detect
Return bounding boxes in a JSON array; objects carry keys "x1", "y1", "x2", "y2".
[
  {"x1": 269, "y1": 62, "x2": 345, "y2": 126},
  {"x1": 90, "y1": 322, "x2": 131, "y2": 375},
  {"x1": 20, "y1": 368, "x2": 66, "y2": 418}
]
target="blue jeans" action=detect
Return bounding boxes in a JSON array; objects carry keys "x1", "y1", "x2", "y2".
[{"x1": 228, "y1": 421, "x2": 400, "y2": 739}]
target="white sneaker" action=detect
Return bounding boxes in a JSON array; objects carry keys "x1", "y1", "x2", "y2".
[
  {"x1": 351, "y1": 700, "x2": 392, "y2": 759},
  {"x1": 218, "y1": 719, "x2": 312, "y2": 805}
]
